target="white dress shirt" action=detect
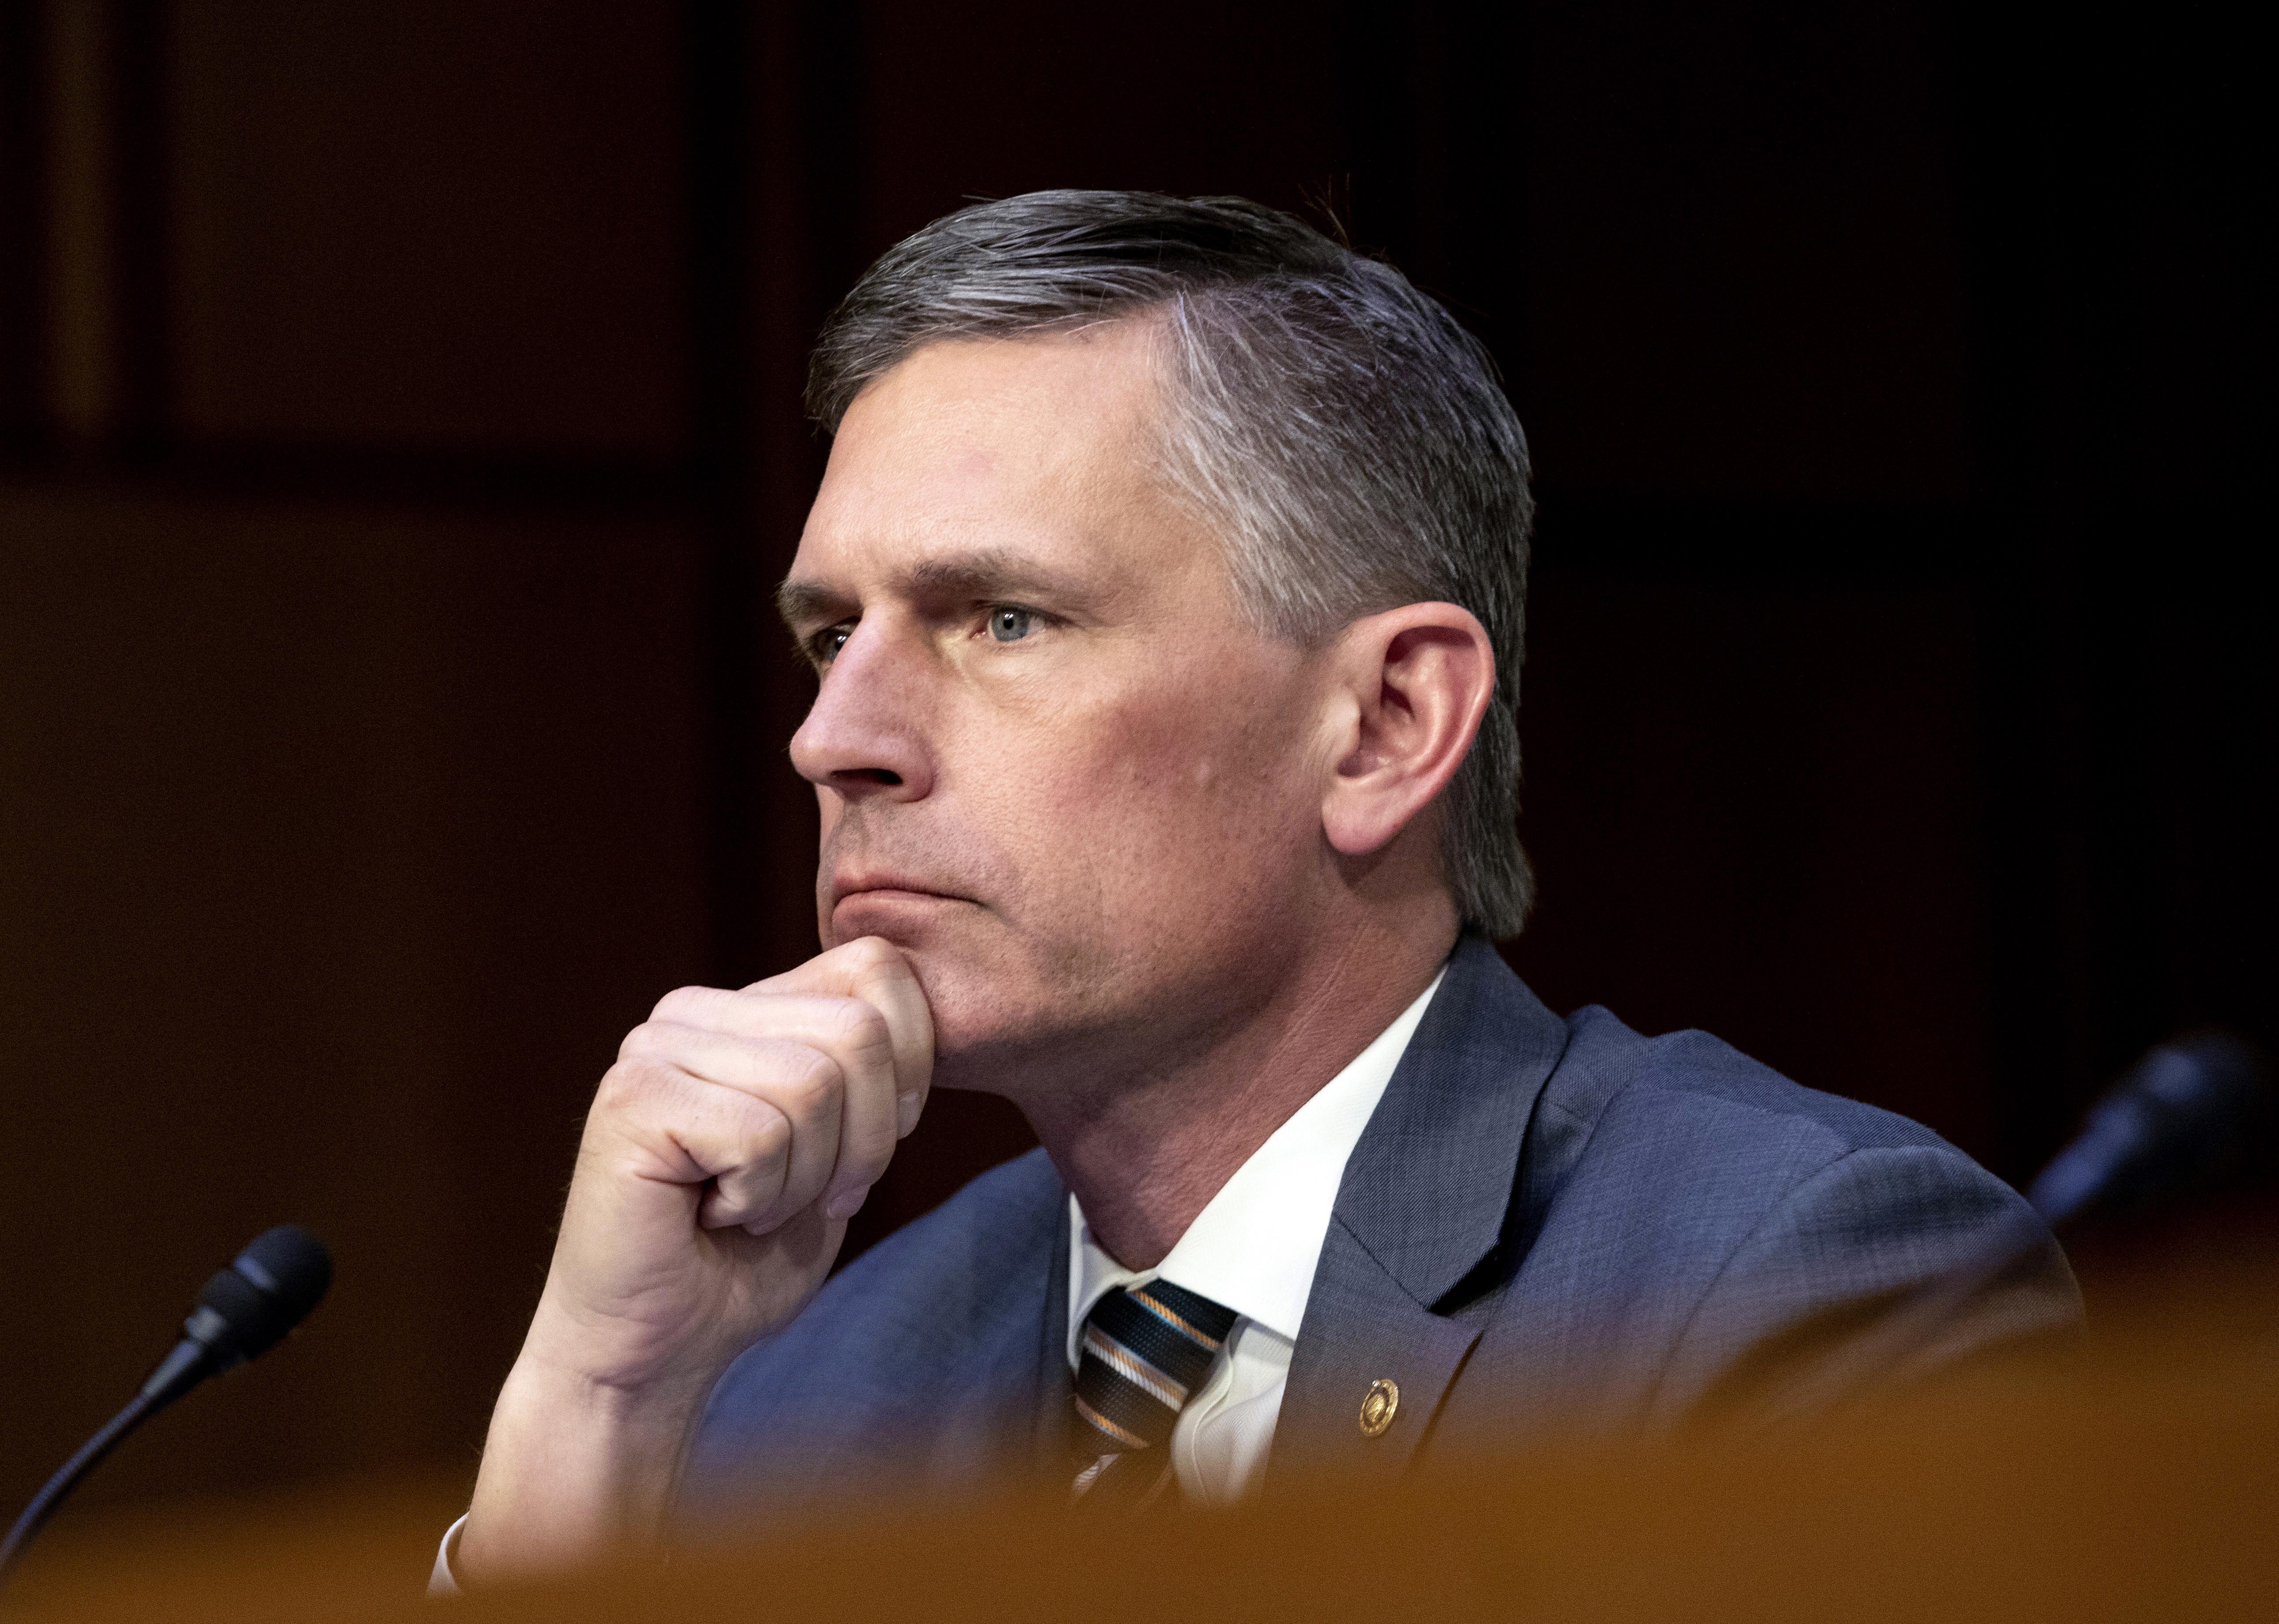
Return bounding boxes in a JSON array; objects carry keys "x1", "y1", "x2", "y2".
[
  {"x1": 433, "y1": 967, "x2": 1444, "y2": 1588},
  {"x1": 1066, "y1": 967, "x2": 1443, "y2": 1504}
]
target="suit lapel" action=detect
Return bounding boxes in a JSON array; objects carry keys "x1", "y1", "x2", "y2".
[
  {"x1": 1269, "y1": 1219, "x2": 1486, "y2": 1480},
  {"x1": 1028, "y1": 1188, "x2": 1074, "y2": 1479},
  {"x1": 1270, "y1": 936, "x2": 1570, "y2": 1484}
]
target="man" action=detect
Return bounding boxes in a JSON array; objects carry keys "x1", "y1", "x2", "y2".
[{"x1": 445, "y1": 192, "x2": 2076, "y2": 1585}]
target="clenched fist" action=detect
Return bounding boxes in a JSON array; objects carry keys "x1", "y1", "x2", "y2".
[{"x1": 458, "y1": 937, "x2": 933, "y2": 1582}]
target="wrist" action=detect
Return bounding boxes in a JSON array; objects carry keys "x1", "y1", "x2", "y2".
[
  {"x1": 512, "y1": 1308, "x2": 728, "y2": 1417},
  {"x1": 513, "y1": 1277, "x2": 745, "y2": 1409},
  {"x1": 500, "y1": 1348, "x2": 716, "y2": 1451},
  {"x1": 459, "y1": 1354, "x2": 715, "y2": 1585}
]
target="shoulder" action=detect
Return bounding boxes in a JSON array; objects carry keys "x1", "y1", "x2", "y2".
[
  {"x1": 1534, "y1": 1005, "x2": 2056, "y2": 1284},
  {"x1": 1549, "y1": 1005, "x2": 1957, "y2": 1162},
  {"x1": 1495, "y1": 1004, "x2": 2075, "y2": 1412},
  {"x1": 1505, "y1": 998, "x2": 2061, "y2": 1315}
]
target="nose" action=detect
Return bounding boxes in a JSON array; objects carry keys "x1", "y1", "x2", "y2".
[{"x1": 788, "y1": 619, "x2": 935, "y2": 803}]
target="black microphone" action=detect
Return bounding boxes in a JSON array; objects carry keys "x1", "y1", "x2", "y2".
[
  {"x1": 2027, "y1": 1033, "x2": 2268, "y2": 1227},
  {"x1": 0, "y1": 1225, "x2": 332, "y2": 1588}
]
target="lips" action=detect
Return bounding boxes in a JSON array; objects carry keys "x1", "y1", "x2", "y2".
[{"x1": 829, "y1": 871, "x2": 974, "y2": 911}]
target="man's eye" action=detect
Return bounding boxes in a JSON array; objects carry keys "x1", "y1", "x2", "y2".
[
  {"x1": 988, "y1": 607, "x2": 1034, "y2": 642},
  {"x1": 815, "y1": 627, "x2": 852, "y2": 662}
]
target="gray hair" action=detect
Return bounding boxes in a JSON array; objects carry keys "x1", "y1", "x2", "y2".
[{"x1": 808, "y1": 191, "x2": 1535, "y2": 938}]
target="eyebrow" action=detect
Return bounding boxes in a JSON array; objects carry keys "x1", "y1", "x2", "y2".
[
  {"x1": 776, "y1": 547, "x2": 1105, "y2": 633},
  {"x1": 776, "y1": 576, "x2": 850, "y2": 632}
]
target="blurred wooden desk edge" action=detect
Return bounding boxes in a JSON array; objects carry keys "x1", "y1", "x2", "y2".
[{"x1": 11, "y1": 1294, "x2": 2275, "y2": 1623}]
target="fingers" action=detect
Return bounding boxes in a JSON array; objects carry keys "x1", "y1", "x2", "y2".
[
  {"x1": 623, "y1": 939, "x2": 934, "y2": 1232},
  {"x1": 590, "y1": 1054, "x2": 800, "y2": 1232},
  {"x1": 639, "y1": 993, "x2": 895, "y2": 1219},
  {"x1": 752, "y1": 937, "x2": 935, "y2": 1140},
  {"x1": 617, "y1": 1015, "x2": 864, "y2": 1231}
]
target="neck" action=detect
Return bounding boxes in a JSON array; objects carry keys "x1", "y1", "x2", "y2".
[{"x1": 1011, "y1": 904, "x2": 1459, "y2": 1269}]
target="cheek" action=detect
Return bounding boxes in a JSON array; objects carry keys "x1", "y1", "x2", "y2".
[{"x1": 1035, "y1": 683, "x2": 1315, "y2": 895}]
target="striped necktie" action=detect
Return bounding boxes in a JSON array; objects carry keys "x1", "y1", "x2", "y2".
[{"x1": 1070, "y1": 1280, "x2": 1238, "y2": 1504}]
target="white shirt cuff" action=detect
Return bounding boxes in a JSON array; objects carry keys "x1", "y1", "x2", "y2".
[{"x1": 427, "y1": 1513, "x2": 468, "y2": 1599}]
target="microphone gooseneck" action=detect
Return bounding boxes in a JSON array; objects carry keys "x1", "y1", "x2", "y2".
[
  {"x1": 2027, "y1": 1034, "x2": 2268, "y2": 1227},
  {"x1": 0, "y1": 1226, "x2": 332, "y2": 1590}
]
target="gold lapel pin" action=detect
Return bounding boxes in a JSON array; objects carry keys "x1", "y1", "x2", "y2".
[{"x1": 1358, "y1": 1377, "x2": 1400, "y2": 1438}]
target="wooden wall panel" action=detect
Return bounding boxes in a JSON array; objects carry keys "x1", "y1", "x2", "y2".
[
  {"x1": 1508, "y1": 575, "x2": 1995, "y2": 1161},
  {"x1": 848, "y1": 0, "x2": 1344, "y2": 253},
  {"x1": 1518, "y1": 0, "x2": 1971, "y2": 501},
  {"x1": 0, "y1": 493, "x2": 710, "y2": 1514},
  {"x1": 0, "y1": 0, "x2": 2261, "y2": 1530},
  {"x1": 167, "y1": 1, "x2": 689, "y2": 456}
]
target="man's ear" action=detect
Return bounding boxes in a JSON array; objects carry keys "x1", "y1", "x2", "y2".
[{"x1": 1320, "y1": 602, "x2": 1496, "y2": 858}]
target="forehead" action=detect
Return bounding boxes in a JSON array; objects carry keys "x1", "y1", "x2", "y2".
[{"x1": 789, "y1": 324, "x2": 1210, "y2": 598}]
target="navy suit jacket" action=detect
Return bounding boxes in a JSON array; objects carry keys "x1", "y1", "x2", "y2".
[{"x1": 684, "y1": 937, "x2": 2078, "y2": 1519}]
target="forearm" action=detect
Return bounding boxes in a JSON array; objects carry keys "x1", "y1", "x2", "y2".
[
  {"x1": 449, "y1": 941, "x2": 928, "y2": 1587},
  {"x1": 456, "y1": 1355, "x2": 716, "y2": 1586}
]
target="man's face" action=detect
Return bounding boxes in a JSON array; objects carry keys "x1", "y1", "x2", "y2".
[{"x1": 781, "y1": 324, "x2": 1338, "y2": 1094}]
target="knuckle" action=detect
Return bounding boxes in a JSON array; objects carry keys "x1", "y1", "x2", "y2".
[
  {"x1": 735, "y1": 1101, "x2": 792, "y2": 1163},
  {"x1": 650, "y1": 984, "x2": 715, "y2": 1024},
  {"x1": 593, "y1": 1057, "x2": 668, "y2": 1112},
  {"x1": 778, "y1": 1046, "x2": 844, "y2": 1108},
  {"x1": 828, "y1": 999, "x2": 892, "y2": 1055}
]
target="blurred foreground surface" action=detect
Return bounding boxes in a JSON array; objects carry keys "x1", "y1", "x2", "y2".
[{"x1": 10, "y1": 1242, "x2": 2273, "y2": 1623}]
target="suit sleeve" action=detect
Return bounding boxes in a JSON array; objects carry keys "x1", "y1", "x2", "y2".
[{"x1": 1653, "y1": 1143, "x2": 2084, "y2": 1425}]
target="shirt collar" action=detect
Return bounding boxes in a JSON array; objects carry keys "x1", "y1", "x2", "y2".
[{"x1": 1066, "y1": 966, "x2": 1448, "y2": 1367}]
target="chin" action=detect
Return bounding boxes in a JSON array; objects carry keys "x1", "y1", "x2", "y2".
[
  {"x1": 829, "y1": 895, "x2": 1144, "y2": 1090},
  {"x1": 827, "y1": 901, "x2": 1026, "y2": 1029},
  {"x1": 911, "y1": 965, "x2": 1058, "y2": 1089}
]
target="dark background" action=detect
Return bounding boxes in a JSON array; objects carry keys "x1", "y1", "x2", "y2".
[{"x1": 0, "y1": 0, "x2": 2264, "y2": 1519}]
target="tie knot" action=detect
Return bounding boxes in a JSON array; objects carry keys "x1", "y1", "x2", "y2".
[{"x1": 1072, "y1": 1281, "x2": 1239, "y2": 1462}]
